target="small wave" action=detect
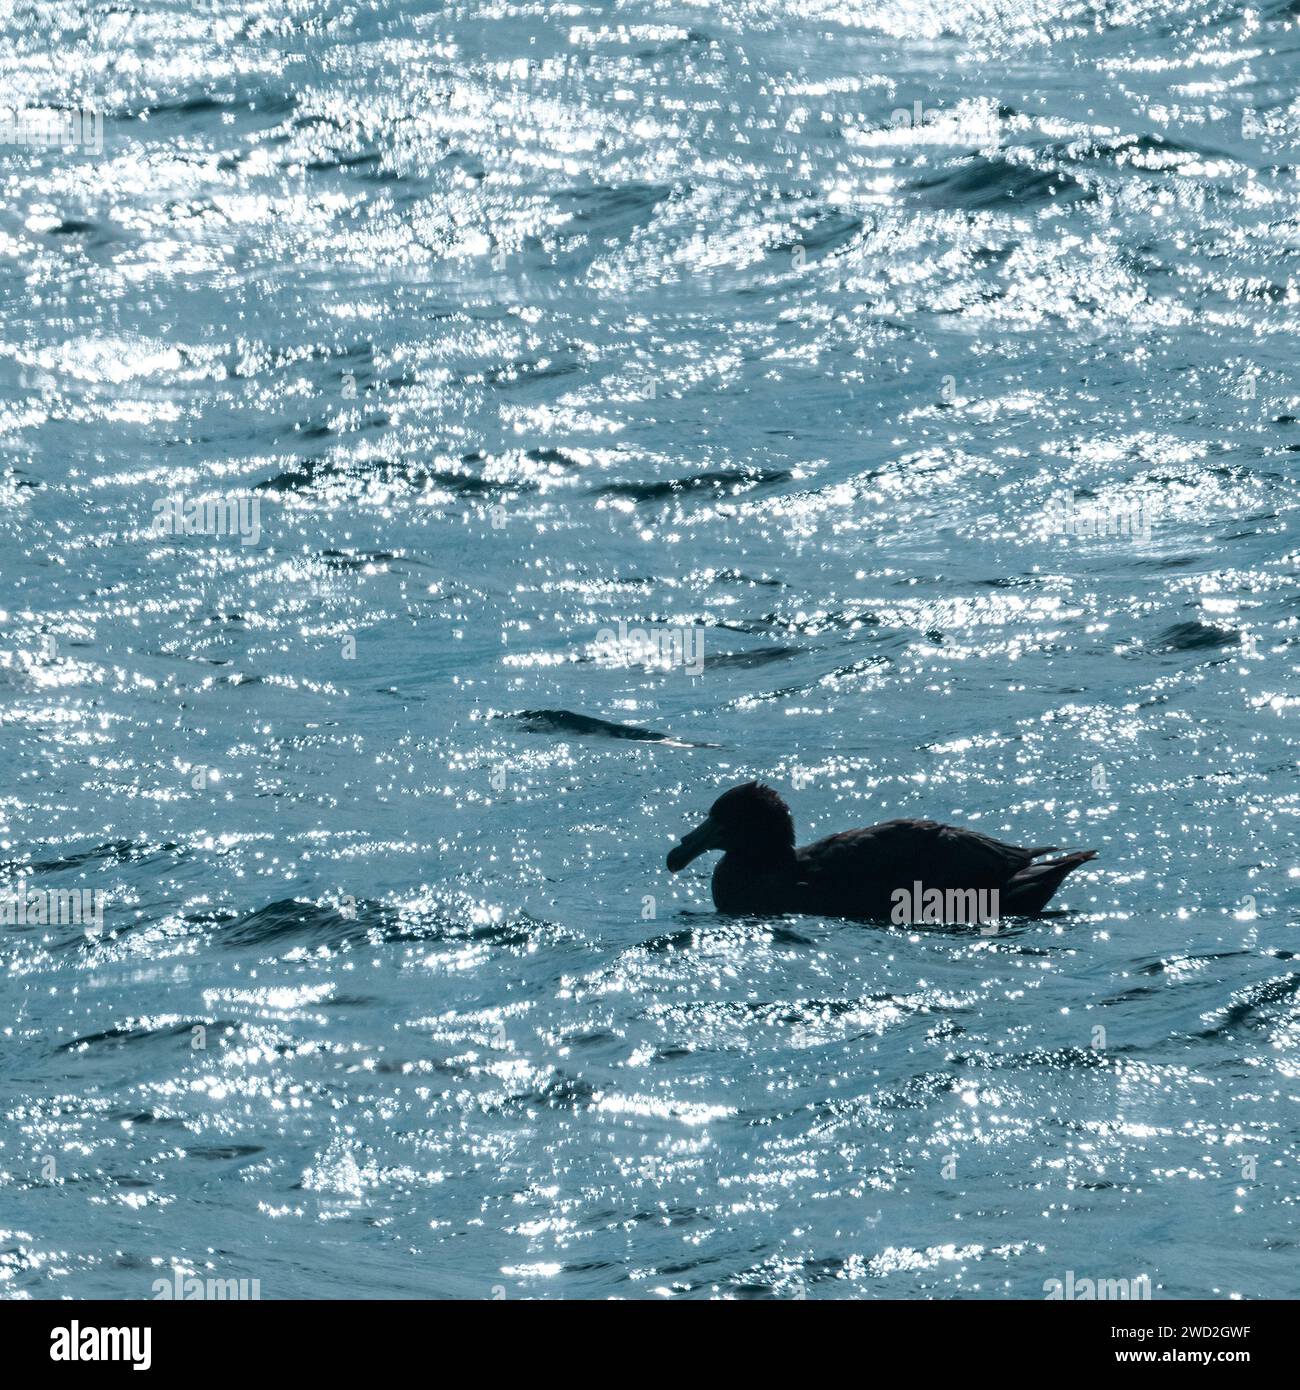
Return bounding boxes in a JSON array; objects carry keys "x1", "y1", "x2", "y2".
[
  {"x1": 205, "y1": 898, "x2": 538, "y2": 952},
  {"x1": 136, "y1": 89, "x2": 296, "y2": 121},
  {"x1": 910, "y1": 155, "x2": 1090, "y2": 209},
  {"x1": 1151, "y1": 620, "x2": 1239, "y2": 653},
  {"x1": 502, "y1": 708, "x2": 716, "y2": 747},
  {"x1": 4, "y1": 839, "x2": 181, "y2": 880},
  {"x1": 591, "y1": 469, "x2": 789, "y2": 501},
  {"x1": 703, "y1": 644, "x2": 804, "y2": 671},
  {"x1": 56, "y1": 1019, "x2": 238, "y2": 1054},
  {"x1": 951, "y1": 1045, "x2": 1130, "y2": 1070},
  {"x1": 504, "y1": 1073, "x2": 599, "y2": 1111},
  {"x1": 1195, "y1": 974, "x2": 1300, "y2": 1040}
]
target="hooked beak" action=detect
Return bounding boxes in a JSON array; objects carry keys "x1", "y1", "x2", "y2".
[{"x1": 667, "y1": 815, "x2": 722, "y2": 872}]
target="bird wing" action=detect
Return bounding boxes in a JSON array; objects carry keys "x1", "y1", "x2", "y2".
[{"x1": 796, "y1": 819, "x2": 1053, "y2": 896}]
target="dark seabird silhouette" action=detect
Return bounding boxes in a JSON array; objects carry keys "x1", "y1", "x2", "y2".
[{"x1": 666, "y1": 782, "x2": 1096, "y2": 922}]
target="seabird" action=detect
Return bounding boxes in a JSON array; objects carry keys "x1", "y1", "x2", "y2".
[{"x1": 666, "y1": 782, "x2": 1096, "y2": 921}]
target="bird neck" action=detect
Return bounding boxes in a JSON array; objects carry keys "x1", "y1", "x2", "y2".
[{"x1": 722, "y1": 842, "x2": 797, "y2": 869}]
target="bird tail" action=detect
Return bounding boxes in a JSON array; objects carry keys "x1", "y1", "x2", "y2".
[{"x1": 1002, "y1": 850, "x2": 1097, "y2": 916}]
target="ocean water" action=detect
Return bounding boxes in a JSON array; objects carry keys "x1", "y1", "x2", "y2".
[{"x1": 0, "y1": 0, "x2": 1297, "y2": 1301}]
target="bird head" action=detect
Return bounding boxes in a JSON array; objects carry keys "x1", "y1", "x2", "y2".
[{"x1": 666, "y1": 782, "x2": 796, "y2": 871}]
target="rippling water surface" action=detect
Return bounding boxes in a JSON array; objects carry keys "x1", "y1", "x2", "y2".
[{"x1": 1, "y1": 0, "x2": 1298, "y2": 1300}]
